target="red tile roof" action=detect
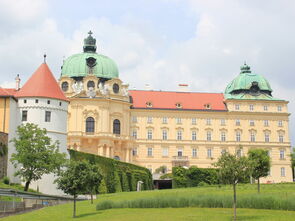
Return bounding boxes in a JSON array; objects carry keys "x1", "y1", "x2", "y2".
[
  {"x1": 129, "y1": 90, "x2": 227, "y2": 111},
  {"x1": 0, "y1": 88, "x2": 16, "y2": 97},
  {"x1": 16, "y1": 63, "x2": 68, "y2": 102}
]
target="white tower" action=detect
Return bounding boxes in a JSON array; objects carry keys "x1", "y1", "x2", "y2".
[{"x1": 7, "y1": 61, "x2": 69, "y2": 195}]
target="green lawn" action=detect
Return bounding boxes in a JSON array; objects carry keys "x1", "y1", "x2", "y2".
[{"x1": 2, "y1": 183, "x2": 295, "y2": 221}]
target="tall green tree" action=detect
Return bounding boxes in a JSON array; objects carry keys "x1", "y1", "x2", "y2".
[
  {"x1": 11, "y1": 123, "x2": 66, "y2": 191},
  {"x1": 290, "y1": 148, "x2": 295, "y2": 180},
  {"x1": 248, "y1": 149, "x2": 270, "y2": 193},
  {"x1": 56, "y1": 160, "x2": 91, "y2": 218},
  {"x1": 213, "y1": 152, "x2": 250, "y2": 221},
  {"x1": 86, "y1": 163, "x2": 102, "y2": 204},
  {"x1": 0, "y1": 142, "x2": 8, "y2": 178}
]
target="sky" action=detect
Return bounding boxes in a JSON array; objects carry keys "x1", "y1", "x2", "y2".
[{"x1": 0, "y1": 0, "x2": 295, "y2": 143}]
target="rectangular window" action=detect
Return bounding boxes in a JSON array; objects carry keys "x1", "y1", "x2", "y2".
[
  {"x1": 176, "y1": 118, "x2": 182, "y2": 124},
  {"x1": 162, "y1": 147, "x2": 169, "y2": 157},
  {"x1": 221, "y1": 149, "x2": 226, "y2": 155},
  {"x1": 281, "y1": 167, "x2": 285, "y2": 177},
  {"x1": 264, "y1": 105, "x2": 268, "y2": 111},
  {"x1": 132, "y1": 148, "x2": 137, "y2": 156},
  {"x1": 249, "y1": 120, "x2": 255, "y2": 126},
  {"x1": 278, "y1": 120, "x2": 283, "y2": 127},
  {"x1": 47, "y1": 100, "x2": 50, "y2": 104},
  {"x1": 147, "y1": 116, "x2": 153, "y2": 124},
  {"x1": 279, "y1": 135, "x2": 284, "y2": 143},
  {"x1": 162, "y1": 130, "x2": 168, "y2": 140},
  {"x1": 206, "y1": 118, "x2": 211, "y2": 125},
  {"x1": 249, "y1": 104, "x2": 254, "y2": 111},
  {"x1": 236, "y1": 149, "x2": 243, "y2": 157},
  {"x1": 235, "y1": 104, "x2": 240, "y2": 110},
  {"x1": 177, "y1": 130, "x2": 182, "y2": 140},
  {"x1": 236, "y1": 132, "x2": 241, "y2": 142},
  {"x1": 147, "y1": 147, "x2": 153, "y2": 157},
  {"x1": 206, "y1": 131, "x2": 212, "y2": 141},
  {"x1": 265, "y1": 134, "x2": 270, "y2": 142},
  {"x1": 192, "y1": 148, "x2": 197, "y2": 158},
  {"x1": 236, "y1": 119, "x2": 240, "y2": 126},
  {"x1": 221, "y1": 132, "x2": 226, "y2": 142},
  {"x1": 192, "y1": 131, "x2": 197, "y2": 141},
  {"x1": 24, "y1": 99, "x2": 27, "y2": 104},
  {"x1": 250, "y1": 132, "x2": 255, "y2": 142},
  {"x1": 280, "y1": 150, "x2": 285, "y2": 159},
  {"x1": 35, "y1": 99, "x2": 38, "y2": 104},
  {"x1": 22, "y1": 110, "x2": 28, "y2": 122},
  {"x1": 45, "y1": 111, "x2": 51, "y2": 122},
  {"x1": 207, "y1": 148, "x2": 212, "y2": 158},
  {"x1": 177, "y1": 148, "x2": 183, "y2": 157},
  {"x1": 162, "y1": 117, "x2": 168, "y2": 124},
  {"x1": 132, "y1": 116, "x2": 137, "y2": 123},
  {"x1": 132, "y1": 130, "x2": 137, "y2": 139},
  {"x1": 147, "y1": 130, "x2": 153, "y2": 140},
  {"x1": 192, "y1": 118, "x2": 197, "y2": 125},
  {"x1": 264, "y1": 120, "x2": 269, "y2": 127},
  {"x1": 220, "y1": 119, "x2": 226, "y2": 126},
  {"x1": 277, "y1": 105, "x2": 282, "y2": 112}
]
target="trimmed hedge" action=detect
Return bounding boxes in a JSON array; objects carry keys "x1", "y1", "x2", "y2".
[
  {"x1": 172, "y1": 166, "x2": 219, "y2": 188},
  {"x1": 69, "y1": 150, "x2": 153, "y2": 193}
]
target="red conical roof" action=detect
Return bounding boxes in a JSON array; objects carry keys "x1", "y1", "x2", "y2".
[{"x1": 16, "y1": 63, "x2": 68, "y2": 102}]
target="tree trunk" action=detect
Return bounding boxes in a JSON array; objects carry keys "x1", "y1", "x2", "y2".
[
  {"x1": 257, "y1": 178, "x2": 260, "y2": 194},
  {"x1": 91, "y1": 193, "x2": 93, "y2": 204},
  {"x1": 233, "y1": 183, "x2": 237, "y2": 221},
  {"x1": 24, "y1": 181, "x2": 30, "y2": 191},
  {"x1": 73, "y1": 194, "x2": 76, "y2": 218}
]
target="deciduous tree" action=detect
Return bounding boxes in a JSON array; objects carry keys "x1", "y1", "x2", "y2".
[
  {"x1": 213, "y1": 152, "x2": 250, "y2": 221},
  {"x1": 11, "y1": 123, "x2": 66, "y2": 191}
]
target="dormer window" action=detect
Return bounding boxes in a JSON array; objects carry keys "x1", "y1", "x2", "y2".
[
  {"x1": 146, "y1": 102, "x2": 153, "y2": 108},
  {"x1": 175, "y1": 103, "x2": 182, "y2": 109},
  {"x1": 204, "y1": 103, "x2": 211, "y2": 109}
]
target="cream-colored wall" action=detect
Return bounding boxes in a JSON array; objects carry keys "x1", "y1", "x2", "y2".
[{"x1": 131, "y1": 99, "x2": 292, "y2": 183}]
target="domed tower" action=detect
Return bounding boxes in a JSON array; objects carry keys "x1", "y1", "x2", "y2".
[
  {"x1": 7, "y1": 60, "x2": 69, "y2": 195},
  {"x1": 225, "y1": 63, "x2": 274, "y2": 100},
  {"x1": 59, "y1": 31, "x2": 132, "y2": 163}
]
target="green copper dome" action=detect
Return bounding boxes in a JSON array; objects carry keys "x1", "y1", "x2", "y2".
[
  {"x1": 224, "y1": 63, "x2": 278, "y2": 100},
  {"x1": 61, "y1": 31, "x2": 119, "y2": 79}
]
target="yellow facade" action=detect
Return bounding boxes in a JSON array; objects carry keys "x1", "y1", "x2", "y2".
[
  {"x1": 0, "y1": 97, "x2": 10, "y2": 133},
  {"x1": 60, "y1": 75, "x2": 292, "y2": 183}
]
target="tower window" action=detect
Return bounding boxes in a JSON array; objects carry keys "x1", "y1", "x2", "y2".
[
  {"x1": 86, "y1": 117, "x2": 95, "y2": 133},
  {"x1": 113, "y1": 119, "x2": 121, "y2": 135},
  {"x1": 87, "y1": 81, "x2": 95, "y2": 89},
  {"x1": 61, "y1": 82, "x2": 69, "y2": 92},
  {"x1": 249, "y1": 104, "x2": 254, "y2": 111},
  {"x1": 35, "y1": 99, "x2": 38, "y2": 104},
  {"x1": 22, "y1": 110, "x2": 28, "y2": 122},
  {"x1": 24, "y1": 99, "x2": 27, "y2": 104},
  {"x1": 235, "y1": 104, "x2": 240, "y2": 110},
  {"x1": 45, "y1": 111, "x2": 51, "y2": 122},
  {"x1": 277, "y1": 106, "x2": 282, "y2": 112},
  {"x1": 47, "y1": 100, "x2": 50, "y2": 105}
]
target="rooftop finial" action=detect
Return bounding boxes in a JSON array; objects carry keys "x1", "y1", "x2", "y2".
[
  {"x1": 43, "y1": 54, "x2": 47, "y2": 63},
  {"x1": 240, "y1": 62, "x2": 251, "y2": 74},
  {"x1": 83, "y1": 31, "x2": 97, "y2": 53}
]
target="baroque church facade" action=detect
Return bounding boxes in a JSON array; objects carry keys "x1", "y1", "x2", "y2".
[{"x1": 60, "y1": 32, "x2": 292, "y2": 183}]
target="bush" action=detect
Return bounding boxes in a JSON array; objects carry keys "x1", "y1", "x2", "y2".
[
  {"x1": 2, "y1": 176, "x2": 10, "y2": 185},
  {"x1": 98, "y1": 178, "x2": 107, "y2": 194},
  {"x1": 69, "y1": 150, "x2": 152, "y2": 193},
  {"x1": 172, "y1": 166, "x2": 219, "y2": 188}
]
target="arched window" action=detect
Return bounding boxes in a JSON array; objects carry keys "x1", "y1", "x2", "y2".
[
  {"x1": 86, "y1": 117, "x2": 95, "y2": 133},
  {"x1": 87, "y1": 81, "x2": 95, "y2": 89},
  {"x1": 113, "y1": 119, "x2": 121, "y2": 134}
]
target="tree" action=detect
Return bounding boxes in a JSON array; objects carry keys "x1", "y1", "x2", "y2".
[
  {"x1": 155, "y1": 165, "x2": 167, "y2": 174},
  {"x1": 213, "y1": 152, "x2": 250, "y2": 221},
  {"x1": 248, "y1": 149, "x2": 270, "y2": 193},
  {"x1": 0, "y1": 142, "x2": 8, "y2": 178},
  {"x1": 85, "y1": 163, "x2": 102, "y2": 204},
  {"x1": 10, "y1": 123, "x2": 66, "y2": 191},
  {"x1": 290, "y1": 148, "x2": 295, "y2": 180},
  {"x1": 55, "y1": 160, "x2": 92, "y2": 218}
]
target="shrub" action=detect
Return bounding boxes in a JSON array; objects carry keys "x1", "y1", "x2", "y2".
[
  {"x1": 2, "y1": 176, "x2": 10, "y2": 185},
  {"x1": 98, "y1": 178, "x2": 107, "y2": 194}
]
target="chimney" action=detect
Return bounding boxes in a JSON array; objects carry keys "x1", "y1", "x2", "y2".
[
  {"x1": 178, "y1": 84, "x2": 189, "y2": 92},
  {"x1": 15, "y1": 74, "x2": 21, "y2": 90}
]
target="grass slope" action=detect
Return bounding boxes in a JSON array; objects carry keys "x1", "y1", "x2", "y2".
[{"x1": 2, "y1": 183, "x2": 295, "y2": 221}]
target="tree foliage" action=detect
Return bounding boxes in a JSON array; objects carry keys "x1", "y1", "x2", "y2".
[
  {"x1": 213, "y1": 152, "x2": 250, "y2": 221},
  {"x1": 10, "y1": 123, "x2": 66, "y2": 191},
  {"x1": 248, "y1": 149, "x2": 270, "y2": 193}
]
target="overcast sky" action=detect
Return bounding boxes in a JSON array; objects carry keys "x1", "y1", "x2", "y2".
[{"x1": 1, "y1": 0, "x2": 295, "y2": 143}]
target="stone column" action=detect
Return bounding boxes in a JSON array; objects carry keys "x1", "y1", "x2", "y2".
[
  {"x1": 106, "y1": 146, "x2": 110, "y2": 158},
  {"x1": 98, "y1": 145, "x2": 104, "y2": 156},
  {"x1": 125, "y1": 148, "x2": 130, "y2": 162}
]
